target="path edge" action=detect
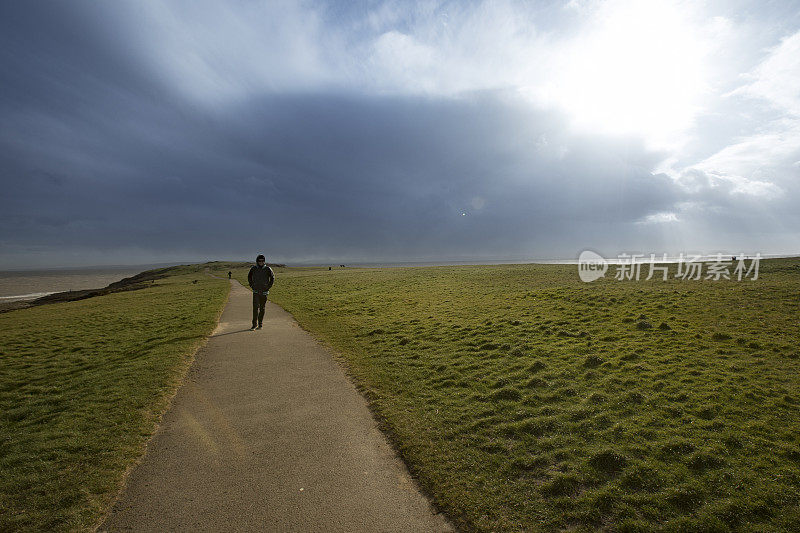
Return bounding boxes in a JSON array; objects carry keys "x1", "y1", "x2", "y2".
[
  {"x1": 261, "y1": 284, "x2": 461, "y2": 532},
  {"x1": 92, "y1": 276, "x2": 233, "y2": 532}
]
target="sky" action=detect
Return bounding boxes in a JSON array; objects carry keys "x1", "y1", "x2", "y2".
[{"x1": 1, "y1": 0, "x2": 799, "y2": 268}]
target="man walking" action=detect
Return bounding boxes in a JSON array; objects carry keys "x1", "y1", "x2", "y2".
[{"x1": 248, "y1": 254, "x2": 275, "y2": 330}]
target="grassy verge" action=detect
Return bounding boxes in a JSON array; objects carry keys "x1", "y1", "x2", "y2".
[
  {"x1": 0, "y1": 264, "x2": 229, "y2": 531},
  {"x1": 225, "y1": 258, "x2": 800, "y2": 531}
]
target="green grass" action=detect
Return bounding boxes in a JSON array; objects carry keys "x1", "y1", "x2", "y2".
[
  {"x1": 0, "y1": 264, "x2": 229, "y2": 531},
  {"x1": 223, "y1": 258, "x2": 800, "y2": 531}
]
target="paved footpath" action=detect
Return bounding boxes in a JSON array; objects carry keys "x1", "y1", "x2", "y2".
[{"x1": 102, "y1": 280, "x2": 453, "y2": 532}]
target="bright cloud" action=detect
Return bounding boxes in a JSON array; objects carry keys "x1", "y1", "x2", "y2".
[
  {"x1": 674, "y1": 29, "x2": 800, "y2": 202},
  {"x1": 637, "y1": 212, "x2": 679, "y2": 224},
  {"x1": 729, "y1": 30, "x2": 800, "y2": 116},
  {"x1": 536, "y1": 0, "x2": 713, "y2": 148}
]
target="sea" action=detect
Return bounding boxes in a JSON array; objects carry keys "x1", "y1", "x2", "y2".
[
  {"x1": 294, "y1": 253, "x2": 791, "y2": 269},
  {"x1": 0, "y1": 264, "x2": 179, "y2": 302}
]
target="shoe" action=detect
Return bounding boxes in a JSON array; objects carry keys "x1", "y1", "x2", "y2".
[
  {"x1": 256, "y1": 324, "x2": 262, "y2": 329},
  {"x1": 250, "y1": 325, "x2": 256, "y2": 330}
]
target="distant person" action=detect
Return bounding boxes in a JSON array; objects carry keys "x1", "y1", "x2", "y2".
[
  {"x1": 228, "y1": 271, "x2": 232, "y2": 279},
  {"x1": 248, "y1": 254, "x2": 275, "y2": 330}
]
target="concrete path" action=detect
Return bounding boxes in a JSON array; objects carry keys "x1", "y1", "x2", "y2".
[{"x1": 102, "y1": 280, "x2": 453, "y2": 532}]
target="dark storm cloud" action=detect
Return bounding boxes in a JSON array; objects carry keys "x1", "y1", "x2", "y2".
[
  {"x1": 1, "y1": 74, "x2": 684, "y2": 264},
  {"x1": 1, "y1": 2, "x2": 796, "y2": 268}
]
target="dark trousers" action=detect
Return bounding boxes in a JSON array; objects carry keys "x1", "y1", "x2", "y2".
[{"x1": 252, "y1": 293, "x2": 267, "y2": 326}]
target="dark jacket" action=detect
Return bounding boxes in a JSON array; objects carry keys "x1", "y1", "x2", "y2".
[{"x1": 248, "y1": 265, "x2": 275, "y2": 294}]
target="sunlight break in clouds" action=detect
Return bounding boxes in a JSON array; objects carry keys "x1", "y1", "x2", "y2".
[
  {"x1": 539, "y1": 0, "x2": 712, "y2": 150},
  {"x1": 363, "y1": 0, "x2": 714, "y2": 151}
]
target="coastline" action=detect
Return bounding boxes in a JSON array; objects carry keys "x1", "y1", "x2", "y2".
[{"x1": 0, "y1": 268, "x2": 169, "y2": 314}]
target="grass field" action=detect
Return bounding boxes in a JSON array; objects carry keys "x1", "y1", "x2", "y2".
[
  {"x1": 224, "y1": 258, "x2": 800, "y2": 531},
  {"x1": 0, "y1": 265, "x2": 229, "y2": 531}
]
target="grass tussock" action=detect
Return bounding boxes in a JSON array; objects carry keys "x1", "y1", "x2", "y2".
[
  {"x1": 0, "y1": 265, "x2": 229, "y2": 531},
  {"x1": 221, "y1": 258, "x2": 800, "y2": 531}
]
